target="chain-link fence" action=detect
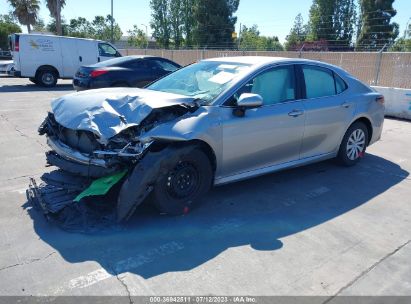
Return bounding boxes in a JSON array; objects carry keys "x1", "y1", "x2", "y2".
[{"x1": 119, "y1": 49, "x2": 411, "y2": 89}]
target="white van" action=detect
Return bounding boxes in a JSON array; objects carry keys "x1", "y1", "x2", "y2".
[{"x1": 8, "y1": 33, "x2": 121, "y2": 87}]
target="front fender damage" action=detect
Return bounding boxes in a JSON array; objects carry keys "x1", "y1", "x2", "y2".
[
  {"x1": 27, "y1": 144, "x2": 196, "y2": 231},
  {"x1": 116, "y1": 145, "x2": 197, "y2": 222}
]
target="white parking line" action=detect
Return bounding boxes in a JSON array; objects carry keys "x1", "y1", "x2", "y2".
[{"x1": 55, "y1": 241, "x2": 185, "y2": 293}]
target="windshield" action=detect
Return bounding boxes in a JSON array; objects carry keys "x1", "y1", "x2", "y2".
[{"x1": 147, "y1": 61, "x2": 252, "y2": 104}]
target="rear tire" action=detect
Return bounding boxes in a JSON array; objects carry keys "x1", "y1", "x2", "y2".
[
  {"x1": 36, "y1": 69, "x2": 58, "y2": 87},
  {"x1": 337, "y1": 122, "x2": 369, "y2": 167},
  {"x1": 152, "y1": 148, "x2": 213, "y2": 215}
]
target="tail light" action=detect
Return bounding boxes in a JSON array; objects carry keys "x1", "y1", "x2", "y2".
[
  {"x1": 376, "y1": 96, "x2": 385, "y2": 105},
  {"x1": 15, "y1": 35, "x2": 20, "y2": 52},
  {"x1": 90, "y1": 69, "x2": 108, "y2": 78}
]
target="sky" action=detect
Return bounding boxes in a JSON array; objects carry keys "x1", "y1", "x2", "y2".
[{"x1": 1, "y1": 0, "x2": 410, "y2": 43}]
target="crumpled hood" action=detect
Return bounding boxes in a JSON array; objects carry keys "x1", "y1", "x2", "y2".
[{"x1": 51, "y1": 88, "x2": 194, "y2": 144}]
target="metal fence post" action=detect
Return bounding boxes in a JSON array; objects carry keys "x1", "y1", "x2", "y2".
[{"x1": 374, "y1": 44, "x2": 387, "y2": 86}]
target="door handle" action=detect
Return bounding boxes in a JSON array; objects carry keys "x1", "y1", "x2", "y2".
[
  {"x1": 79, "y1": 56, "x2": 82, "y2": 62},
  {"x1": 341, "y1": 102, "x2": 351, "y2": 108},
  {"x1": 288, "y1": 109, "x2": 304, "y2": 117},
  {"x1": 98, "y1": 57, "x2": 100, "y2": 62}
]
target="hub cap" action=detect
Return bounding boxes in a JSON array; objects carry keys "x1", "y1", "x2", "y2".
[
  {"x1": 346, "y1": 129, "x2": 366, "y2": 160},
  {"x1": 166, "y1": 161, "x2": 199, "y2": 199},
  {"x1": 41, "y1": 73, "x2": 55, "y2": 85}
]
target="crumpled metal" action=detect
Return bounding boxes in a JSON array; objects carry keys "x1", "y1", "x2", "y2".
[{"x1": 51, "y1": 87, "x2": 194, "y2": 144}]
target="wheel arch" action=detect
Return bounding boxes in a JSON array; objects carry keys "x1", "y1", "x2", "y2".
[
  {"x1": 150, "y1": 138, "x2": 217, "y2": 174},
  {"x1": 35, "y1": 65, "x2": 60, "y2": 79},
  {"x1": 350, "y1": 116, "x2": 373, "y2": 145}
]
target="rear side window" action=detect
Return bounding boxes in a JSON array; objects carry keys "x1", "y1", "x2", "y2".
[
  {"x1": 302, "y1": 66, "x2": 335, "y2": 98},
  {"x1": 152, "y1": 59, "x2": 180, "y2": 72},
  {"x1": 302, "y1": 65, "x2": 347, "y2": 99}
]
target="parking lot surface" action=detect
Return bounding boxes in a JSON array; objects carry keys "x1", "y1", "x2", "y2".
[{"x1": 0, "y1": 77, "x2": 410, "y2": 298}]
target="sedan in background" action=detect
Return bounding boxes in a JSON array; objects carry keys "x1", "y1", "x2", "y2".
[
  {"x1": 72, "y1": 55, "x2": 181, "y2": 91},
  {"x1": 0, "y1": 60, "x2": 14, "y2": 75}
]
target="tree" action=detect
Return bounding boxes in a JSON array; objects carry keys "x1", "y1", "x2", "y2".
[
  {"x1": 334, "y1": 0, "x2": 356, "y2": 49},
  {"x1": 32, "y1": 18, "x2": 46, "y2": 32},
  {"x1": 285, "y1": 13, "x2": 308, "y2": 50},
  {"x1": 0, "y1": 14, "x2": 21, "y2": 50},
  {"x1": 45, "y1": 0, "x2": 66, "y2": 36},
  {"x1": 193, "y1": 0, "x2": 240, "y2": 48},
  {"x1": 390, "y1": 24, "x2": 411, "y2": 51},
  {"x1": 169, "y1": 0, "x2": 183, "y2": 48},
  {"x1": 8, "y1": 0, "x2": 40, "y2": 33},
  {"x1": 357, "y1": 0, "x2": 399, "y2": 51},
  {"x1": 181, "y1": 0, "x2": 195, "y2": 47},
  {"x1": 150, "y1": 0, "x2": 171, "y2": 48},
  {"x1": 306, "y1": 0, "x2": 356, "y2": 49},
  {"x1": 127, "y1": 25, "x2": 148, "y2": 48},
  {"x1": 307, "y1": 0, "x2": 336, "y2": 42},
  {"x1": 67, "y1": 17, "x2": 94, "y2": 38},
  {"x1": 92, "y1": 15, "x2": 122, "y2": 42},
  {"x1": 47, "y1": 18, "x2": 68, "y2": 35},
  {"x1": 239, "y1": 24, "x2": 283, "y2": 51}
]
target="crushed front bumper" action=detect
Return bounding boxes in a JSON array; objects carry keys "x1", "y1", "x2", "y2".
[{"x1": 27, "y1": 170, "x2": 121, "y2": 232}]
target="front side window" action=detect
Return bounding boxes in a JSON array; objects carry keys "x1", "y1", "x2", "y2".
[
  {"x1": 147, "y1": 61, "x2": 252, "y2": 104},
  {"x1": 228, "y1": 65, "x2": 296, "y2": 106},
  {"x1": 98, "y1": 43, "x2": 117, "y2": 57}
]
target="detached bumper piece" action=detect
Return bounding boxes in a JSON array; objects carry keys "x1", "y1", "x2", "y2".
[{"x1": 27, "y1": 170, "x2": 121, "y2": 233}]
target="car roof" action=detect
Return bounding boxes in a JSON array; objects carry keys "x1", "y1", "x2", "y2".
[{"x1": 203, "y1": 56, "x2": 348, "y2": 75}]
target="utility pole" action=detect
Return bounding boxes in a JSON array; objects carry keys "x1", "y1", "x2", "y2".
[
  {"x1": 111, "y1": 0, "x2": 114, "y2": 43},
  {"x1": 237, "y1": 23, "x2": 241, "y2": 50},
  {"x1": 141, "y1": 24, "x2": 148, "y2": 49}
]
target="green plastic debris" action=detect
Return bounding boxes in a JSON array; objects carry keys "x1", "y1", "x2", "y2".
[{"x1": 74, "y1": 170, "x2": 128, "y2": 202}]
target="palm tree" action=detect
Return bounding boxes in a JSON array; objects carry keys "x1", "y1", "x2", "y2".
[
  {"x1": 8, "y1": 0, "x2": 40, "y2": 33},
  {"x1": 46, "y1": 0, "x2": 66, "y2": 36}
]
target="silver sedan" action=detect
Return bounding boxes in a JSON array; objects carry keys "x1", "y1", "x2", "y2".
[{"x1": 35, "y1": 56, "x2": 385, "y2": 222}]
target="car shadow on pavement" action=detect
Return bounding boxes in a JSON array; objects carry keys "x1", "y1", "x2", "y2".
[
  {"x1": 24, "y1": 153, "x2": 409, "y2": 280},
  {"x1": 0, "y1": 83, "x2": 74, "y2": 93}
]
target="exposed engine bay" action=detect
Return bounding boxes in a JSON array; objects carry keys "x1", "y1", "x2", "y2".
[{"x1": 27, "y1": 88, "x2": 200, "y2": 231}]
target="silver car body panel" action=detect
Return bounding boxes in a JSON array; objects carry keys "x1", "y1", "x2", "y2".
[{"x1": 49, "y1": 56, "x2": 385, "y2": 186}]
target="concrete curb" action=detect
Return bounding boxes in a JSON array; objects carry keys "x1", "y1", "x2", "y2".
[{"x1": 372, "y1": 86, "x2": 411, "y2": 120}]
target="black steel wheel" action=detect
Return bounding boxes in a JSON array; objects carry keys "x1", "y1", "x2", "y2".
[{"x1": 152, "y1": 148, "x2": 213, "y2": 215}]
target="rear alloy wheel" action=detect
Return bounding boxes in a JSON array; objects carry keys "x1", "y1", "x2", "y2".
[
  {"x1": 337, "y1": 122, "x2": 369, "y2": 166},
  {"x1": 152, "y1": 148, "x2": 213, "y2": 215},
  {"x1": 36, "y1": 69, "x2": 58, "y2": 87}
]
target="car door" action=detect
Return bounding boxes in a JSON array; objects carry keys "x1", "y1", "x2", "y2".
[
  {"x1": 77, "y1": 40, "x2": 98, "y2": 67},
  {"x1": 98, "y1": 42, "x2": 120, "y2": 62},
  {"x1": 220, "y1": 65, "x2": 306, "y2": 178},
  {"x1": 61, "y1": 38, "x2": 78, "y2": 77},
  {"x1": 298, "y1": 65, "x2": 354, "y2": 159}
]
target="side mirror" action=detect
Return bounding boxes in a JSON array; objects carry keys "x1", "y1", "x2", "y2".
[{"x1": 233, "y1": 93, "x2": 263, "y2": 117}]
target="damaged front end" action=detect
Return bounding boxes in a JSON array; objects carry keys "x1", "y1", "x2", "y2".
[{"x1": 27, "y1": 90, "x2": 199, "y2": 230}]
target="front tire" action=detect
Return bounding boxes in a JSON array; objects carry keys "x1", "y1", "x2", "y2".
[
  {"x1": 337, "y1": 122, "x2": 369, "y2": 166},
  {"x1": 152, "y1": 148, "x2": 213, "y2": 215},
  {"x1": 36, "y1": 69, "x2": 58, "y2": 87}
]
